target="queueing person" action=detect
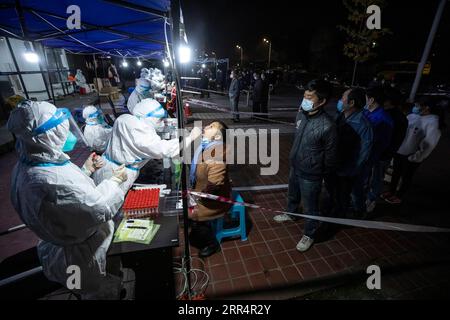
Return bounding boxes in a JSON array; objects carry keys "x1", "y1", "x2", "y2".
[
  {"x1": 328, "y1": 88, "x2": 373, "y2": 218},
  {"x1": 93, "y1": 98, "x2": 201, "y2": 193},
  {"x1": 229, "y1": 70, "x2": 241, "y2": 122},
  {"x1": 252, "y1": 72, "x2": 264, "y2": 119},
  {"x1": 7, "y1": 100, "x2": 128, "y2": 299},
  {"x1": 382, "y1": 97, "x2": 443, "y2": 204},
  {"x1": 353, "y1": 86, "x2": 393, "y2": 215},
  {"x1": 188, "y1": 121, "x2": 231, "y2": 257},
  {"x1": 273, "y1": 79, "x2": 337, "y2": 252},
  {"x1": 82, "y1": 105, "x2": 112, "y2": 153}
]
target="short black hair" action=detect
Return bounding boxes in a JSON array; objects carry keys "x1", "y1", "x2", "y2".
[
  {"x1": 417, "y1": 95, "x2": 436, "y2": 109},
  {"x1": 348, "y1": 87, "x2": 366, "y2": 110},
  {"x1": 306, "y1": 79, "x2": 332, "y2": 102},
  {"x1": 366, "y1": 86, "x2": 385, "y2": 105}
]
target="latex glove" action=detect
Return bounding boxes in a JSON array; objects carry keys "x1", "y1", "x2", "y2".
[
  {"x1": 110, "y1": 164, "x2": 128, "y2": 185},
  {"x1": 82, "y1": 153, "x2": 104, "y2": 176},
  {"x1": 189, "y1": 127, "x2": 202, "y2": 141},
  {"x1": 184, "y1": 127, "x2": 202, "y2": 148}
]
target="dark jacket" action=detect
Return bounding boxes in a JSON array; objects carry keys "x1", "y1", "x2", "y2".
[
  {"x1": 252, "y1": 79, "x2": 263, "y2": 102},
  {"x1": 336, "y1": 110, "x2": 373, "y2": 177},
  {"x1": 382, "y1": 107, "x2": 408, "y2": 160},
  {"x1": 261, "y1": 79, "x2": 269, "y2": 104},
  {"x1": 289, "y1": 109, "x2": 337, "y2": 181},
  {"x1": 228, "y1": 78, "x2": 240, "y2": 99},
  {"x1": 363, "y1": 106, "x2": 394, "y2": 163}
]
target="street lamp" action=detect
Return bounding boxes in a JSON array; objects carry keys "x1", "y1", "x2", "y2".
[
  {"x1": 263, "y1": 38, "x2": 272, "y2": 69},
  {"x1": 236, "y1": 45, "x2": 243, "y2": 67}
]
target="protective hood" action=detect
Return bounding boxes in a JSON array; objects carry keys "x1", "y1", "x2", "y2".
[
  {"x1": 140, "y1": 68, "x2": 150, "y2": 79},
  {"x1": 82, "y1": 105, "x2": 101, "y2": 125},
  {"x1": 135, "y1": 78, "x2": 152, "y2": 95},
  {"x1": 131, "y1": 98, "x2": 167, "y2": 130},
  {"x1": 7, "y1": 100, "x2": 70, "y2": 164}
]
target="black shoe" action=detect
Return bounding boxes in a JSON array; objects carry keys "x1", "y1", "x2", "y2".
[{"x1": 198, "y1": 243, "x2": 221, "y2": 258}]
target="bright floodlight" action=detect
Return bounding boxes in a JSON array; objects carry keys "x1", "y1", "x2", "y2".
[
  {"x1": 201, "y1": 63, "x2": 206, "y2": 68},
  {"x1": 179, "y1": 45, "x2": 191, "y2": 64},
  {"x1": 137, "y1": 60, "x2": 142, "y2": 66},
  {"x1": 24, "y1": 50, "x2": 39, "y2": 63},
  {"x1": 122, "y1": 60, "x2": 128, "y2": 67},
  {"x1": 163, "y1": 59, "x2": 170, "y2": 67}
]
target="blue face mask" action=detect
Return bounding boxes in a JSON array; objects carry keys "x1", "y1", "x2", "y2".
[
  {"x1": 337, "y1": 100, "x2": 344, "y2": 113},
  {"x1": 412, "y1": 105, "x2": 421, "y2": 115},
  {"x1": 301, "y1": 98, "x2": 314, "y2": 112},
  {"x1": 62, "y1": 131, "x2": 78, "y2": 152}
]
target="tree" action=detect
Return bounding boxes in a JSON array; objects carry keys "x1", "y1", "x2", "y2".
[{"x1": 338, "y1": 0, "x2": 391, "y2": 85}]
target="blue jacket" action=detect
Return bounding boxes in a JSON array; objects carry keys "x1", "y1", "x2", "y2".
[
  {"x1": 363, "y1": 106, "x2": 393, "y2": 163},
  {"x1": 336, "y1": 110, "x2": 373, "y2": 177},
  {"x1": 228, "y1": 78, "x2": 240, "y2": 99}
]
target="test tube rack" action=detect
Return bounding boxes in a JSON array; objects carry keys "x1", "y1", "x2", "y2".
[{"x1": 122, "y1": 188, "x2": 160, "y2": 219}]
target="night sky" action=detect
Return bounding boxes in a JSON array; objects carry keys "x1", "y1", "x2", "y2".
[{"x1": 182, "y1": 0, "x2": 450, "y2": 77}]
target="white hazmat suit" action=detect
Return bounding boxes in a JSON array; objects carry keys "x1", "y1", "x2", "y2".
[
  {"x1": 127, "y1": 77, "x2": 152, "y2": 113},
  {"x1": 82, "y1": 105, "x2": 112, "y2": 153},
  {"x1": 93, "y1": 98, "x2": 200, "y2": 193},
  {"x1": 7, "y1": 101, "x2": 126, "y2": 299}
]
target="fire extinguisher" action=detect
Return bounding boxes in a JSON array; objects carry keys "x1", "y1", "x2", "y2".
[{"x1": 184, "y1": 102, "x2": 192, "y2": 117}]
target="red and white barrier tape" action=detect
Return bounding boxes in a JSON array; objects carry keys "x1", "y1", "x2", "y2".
[
  {"x1": 188, "y1": 190, "x2": 450, "y2": 233},
  {"x1": 186, "y1": 98, "x2": 272, "y2": 116}
]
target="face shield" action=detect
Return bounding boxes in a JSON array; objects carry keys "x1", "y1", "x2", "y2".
[
  {"x1": 143, "y1": 104, "x2": 168, "y2": 132},
  {"x1": 85, "y1": 108, "x2": 106, "y2": 125},
  {"x1": 32, "y1": 108, "x2": 89, "y2": 152}
]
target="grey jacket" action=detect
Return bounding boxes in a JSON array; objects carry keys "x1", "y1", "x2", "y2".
[
  {"x1": 228, "y1": 78, "x2": 240, "y2": 99},
  {"x1": 289, "y1": 109, "x2": 337, "y2": 180}
]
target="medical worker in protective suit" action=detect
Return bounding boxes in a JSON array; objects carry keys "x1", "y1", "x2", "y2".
[
  {"x1": 127, "y1": 77, "x2": 152, "y2": 113},
  {"x1": 7, "y1": 100, "x2": 128, "y2": 299},
  {"x1": 93, "y1": 98, "x2": 201, "y2": 193},
  {"x1": 82, "y1": 105, "x2": 112, "y2": 153}
]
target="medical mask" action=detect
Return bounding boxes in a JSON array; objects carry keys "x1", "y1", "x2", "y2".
[
  {"x1": 337, "y1": 100, "x2": 344, "y2": 113},
  {"x1": 230, "y1": 74, "x2": 233, "y2": 79},
  {"x1": 201, "y1": 137, "x2": 211, "y2": 147},
  {"x1": 62, "y1": 131, "x2": 78, "y2": 152},
  {"x1": 301, "y1": 98, "x2": 314, "y2": 112},
  {"x1": 412, "y1": 105, "x2": 421, "y2": 114}
]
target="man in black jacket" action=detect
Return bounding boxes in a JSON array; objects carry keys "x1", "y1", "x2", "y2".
[
  {"x1": 252, "y1": 73, "x2": 263, "y2": 119},
  {"x1": 228, "y1": 70, "x2": 240, "y2": 122},
  {"x1": 274, "y1": 79, "x2": 337, "y2": 252}
]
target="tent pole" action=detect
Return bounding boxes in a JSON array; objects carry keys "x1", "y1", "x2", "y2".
[
  {"x1": 41, "y1": 45, "x2": 56, "y2": 103},
  {"x1": 171, "y1": 0, "x2": 192, "y2": 299},
  {"x1": 409, "y1": 0, "x2": 446, "y2": 102}
]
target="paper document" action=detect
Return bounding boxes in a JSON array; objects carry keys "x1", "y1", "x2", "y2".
[{"x1": 113, "y1": 219, "x2": 160, "y2": 245}]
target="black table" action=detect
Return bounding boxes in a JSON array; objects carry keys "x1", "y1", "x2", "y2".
[{"x1": 108, "y1": 168, "x2": 182, "y2": 300}]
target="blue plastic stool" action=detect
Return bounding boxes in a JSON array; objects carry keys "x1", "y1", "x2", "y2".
[{"x1": 212, "y1": 192, "x2": 247, "y2": 243}]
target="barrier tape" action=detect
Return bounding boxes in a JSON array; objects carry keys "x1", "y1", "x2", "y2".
[
  {"x1": 188, "y1": 190, "x2": 450, "y2": 233},
  {"x1": 186, "y1": 98, "x2": 272, "y2": 116}
]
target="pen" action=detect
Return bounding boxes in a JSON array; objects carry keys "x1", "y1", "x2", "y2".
[{"x1": 126, "y1": 226, "x2": 147, "y2": 229}]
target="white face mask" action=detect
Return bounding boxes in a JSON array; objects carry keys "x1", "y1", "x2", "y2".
[{"x1": 301, "y1": 98, "x2": 315, "y2": 112}]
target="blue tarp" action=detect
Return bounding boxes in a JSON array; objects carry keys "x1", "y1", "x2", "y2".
[{"x1": 0, "y1": 0, "x2": 171, "y2": 59}]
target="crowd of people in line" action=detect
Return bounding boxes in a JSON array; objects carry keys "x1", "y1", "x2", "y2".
[{"x1": 272, "y1": 79, "x2": 445, "y2": 252}]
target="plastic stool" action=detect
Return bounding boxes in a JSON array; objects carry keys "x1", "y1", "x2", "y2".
[{"x1": 212, "y1": 192, "x2": 247, "y2": 243}]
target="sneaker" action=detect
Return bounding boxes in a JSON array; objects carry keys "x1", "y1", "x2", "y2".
[
  {"x1": 296, "y1": 235, "x2": 314, "y2": 252},
  {"x1": 380, "y1": 191, "x2": 393, "y2": 200},
  {"x1": 385, "y1": 195, "x2": 402, "y2": 204},
  {"x1": 366, "y1": 199, "x2": 376, "y2": 213},
  {"x1": 273, "y1": 213, "x2": 294, "y2": 223}
]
